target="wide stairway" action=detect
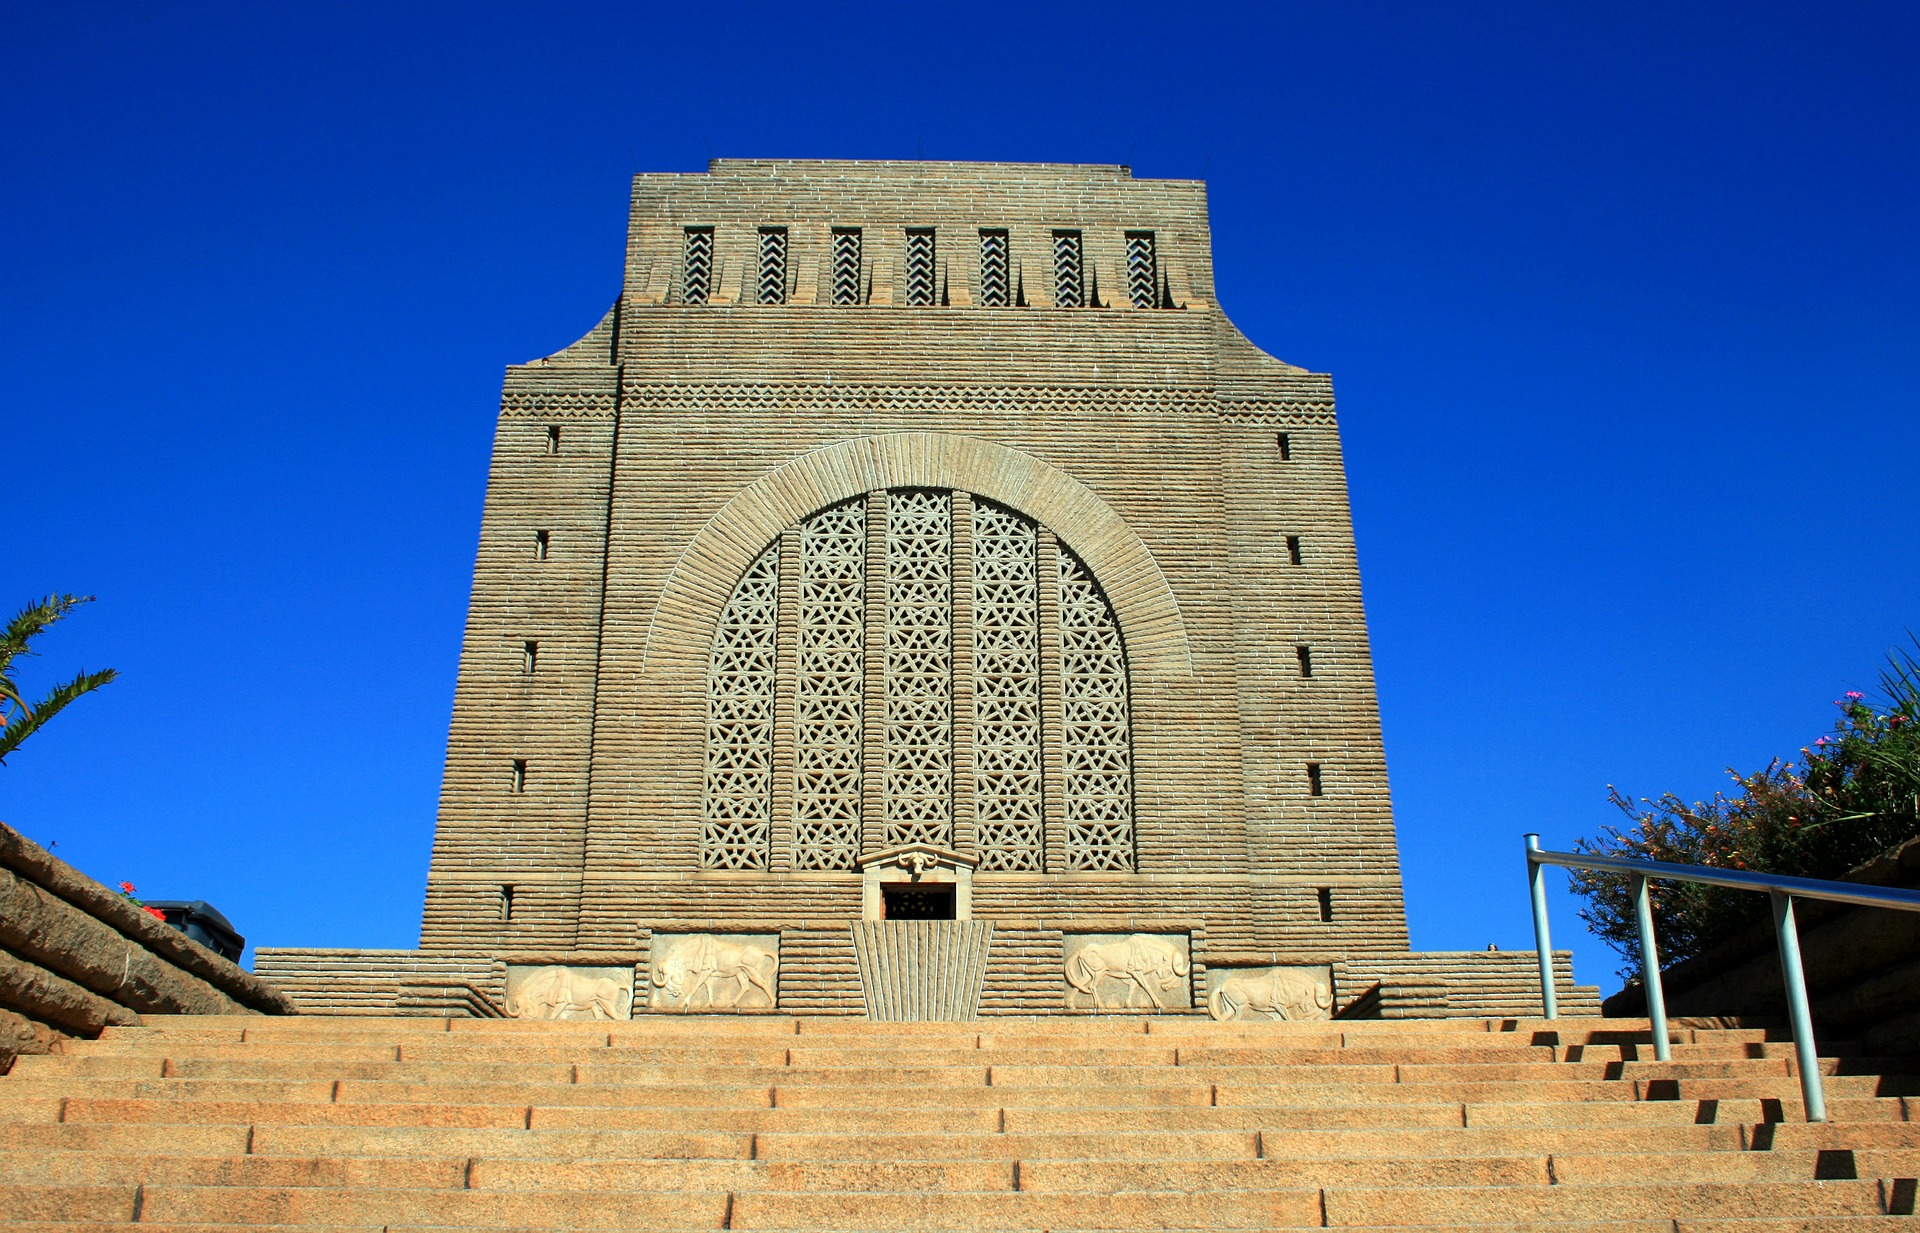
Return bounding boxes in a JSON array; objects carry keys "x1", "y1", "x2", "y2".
[{"x1": 1, "y1": 1013, "x2": 1917, "y2": 1229}]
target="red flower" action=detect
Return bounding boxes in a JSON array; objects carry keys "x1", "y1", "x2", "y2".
[
  {"x1": 144, "y1": 906, "x2": 167, "y2": 922},
  {"x1": 118, "y1": 881, "x2": 136, "y2": 895}
]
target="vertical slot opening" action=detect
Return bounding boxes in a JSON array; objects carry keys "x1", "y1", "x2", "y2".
[
  {"x1": 501, "y1": 885, "x2": 515, "y2": 922},
  {"x1": 1277, "y1": 432, "x2": 1292, "y2": 460},
  {"x1": 522, "y1": 640, "x2": 538, "y2": 675},
  {"x1": 545, "y1": 425, "x2": 560, "y2": 454},
  {"x1": 1296, "y1": 645, "x2": 1314, "y2": 678},
  {"x1": 534, "y1": 531, "x2": 550, "y2": 560},
  {"x1": 511, "y1": 759, "x2": 527, "y2": 794},
  {"x1": 1317, "y1": 887, "x2": 1333, "y2": 922},
  {"x1": 1286, "y1": 535, "x2": 1303, "y2": 566},
  {"x1": 1307, "y1": 762, "x2": 1324, "y2": 797}
]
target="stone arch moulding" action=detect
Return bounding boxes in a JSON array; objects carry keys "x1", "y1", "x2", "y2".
[{"x1": 640, "y1": 431, "x2": 1194, "y2": 683}]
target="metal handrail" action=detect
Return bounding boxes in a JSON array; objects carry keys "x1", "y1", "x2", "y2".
[{"x1": 1524, "y1": 833, "x2": 1920, "y2": 1123}]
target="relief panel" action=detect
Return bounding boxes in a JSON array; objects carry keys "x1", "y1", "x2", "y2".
[
  {"x1": 647, "y1": 933, "x2": 781, "y2": 1012},
  {"x1": 503, "y1": 965, "x2": 635, "y2": 1021},
  {"x1": 1204, "y1": 964, "x2": 1335, "y2": 1022},
  {"x1": 1062, "y1": 932, "x2": 1192, "y2": 1011}
]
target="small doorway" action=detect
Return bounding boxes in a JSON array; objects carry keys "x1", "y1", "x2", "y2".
[{"x1": 882, "y1": 884, "x2": 956, "y2": 920}]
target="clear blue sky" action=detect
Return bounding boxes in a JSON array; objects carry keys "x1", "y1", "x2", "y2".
[{"x1": 4, "y1": 3, "x2": 1916, "y2": 991}]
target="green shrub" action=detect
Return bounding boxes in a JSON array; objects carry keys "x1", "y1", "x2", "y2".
[{"x1": 1570, "y1": 641, "x2": 1920, "y2": 977}]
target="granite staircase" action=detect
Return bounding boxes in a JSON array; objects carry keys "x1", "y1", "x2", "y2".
[{"x1": 2, "y1": 1013, "x2": 1918, "y2": 1229}]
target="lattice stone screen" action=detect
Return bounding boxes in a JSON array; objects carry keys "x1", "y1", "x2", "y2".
[
  {"x1": 1052, "y1": 230, "x2": 1084, "y2": 308},
  {"x1": 904, "y1": 230, "x2": 937, "y2": 307},
  {"x1": 793, "y1": 500, "x2": 868, "y2": 869},
  {"x1": 700, "y1": 489, "x2": 1135, "y2": 873},
  {"x1": 682, "y1": 227, "x2": 714, "y2": 306},
  {"x1": 978, "y1": 230, "x2": 1009, "y2": 307},
  {"x1": 758, "y1": 228, "x2": 788, "y2": 305},
  {"x1": 831, "y1": 229, "x2": 863, "y2": 305},
  {"x1": 700, "y1": 543, "x2": 780, "y2": 869}
]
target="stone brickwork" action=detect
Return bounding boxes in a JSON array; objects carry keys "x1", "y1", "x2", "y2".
[{"x1": 291, "y1": 160, "x2": 1442, "y2": 1017}]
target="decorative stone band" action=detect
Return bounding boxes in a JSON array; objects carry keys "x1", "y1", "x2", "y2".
[{"x1": 850, "y1": 920, "x2": 994, "y2": 1022}]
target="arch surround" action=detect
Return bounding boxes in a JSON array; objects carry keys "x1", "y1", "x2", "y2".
[{"x1": 640, "y1": 431, "x2": 1195, "y2": 684}]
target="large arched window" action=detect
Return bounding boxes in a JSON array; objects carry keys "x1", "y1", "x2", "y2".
[{"x1": 701, "y1": 489, "x2": 1134, "y2": 873}]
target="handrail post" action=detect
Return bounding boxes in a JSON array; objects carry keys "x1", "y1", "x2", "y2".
[
  {"x1": 1631, "y1": 874, "x2": 1671, "y2": 1061},
  {"x1": 1525, "y1": 834, "x2": 1558, "y2": 1019},
  {"x1": 1770, "y1": 891, "x2": 1827, "y2": 1123}
]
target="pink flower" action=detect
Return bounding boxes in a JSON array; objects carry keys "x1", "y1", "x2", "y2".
[{"x1": 1845, "y1": 691, "x2": 1864, "y2": 700}]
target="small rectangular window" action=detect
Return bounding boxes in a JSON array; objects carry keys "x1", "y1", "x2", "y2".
[
  {"x1": 510, "y1": 759, "x2": 527, "y2": 794},
  {"x1": 1286, "y1": 535, "x2": 1303, "y2": 566},
  {"x1": 533, "y1": 530, "x2": 550, "y2": 560},
  {"x1": 978, "y1": 230, "x2": 1009, "y2": 307},
  {"x1": 682, "y1": 227, "x2": 714, "y2": 305},
  {"x1": 1307, "y1": 762, "x2": 1324, "y2": 797},
  {"x1": 1052, "y1": 230, "x2": 1084, "y2": 307},
  {"x1": 501, "y1": 885, "x2": 515, "y2": 921},
  {"x1": 904, "y1": 228, "x2": 936, "y2": 307},
  {"x1": 832, "y1": 228, "x2": 863, "y2": 305},
  {"x1": 545, "y1": 425, "x2": 560, "y2": 454},
  {"x1": 1296, "y1": 645, "x2": 1314, "y2": 678},
  {"x1": 1277, "y1": 432, "x2": 1292, "y2": 460},
  {"x1": 758, "y1": 228, "x2": 787, "y2": 304},
  {"x1": 522, "y1": 640, "x2": 538, "y2": 675},
  {"x1": 1317, "y1": 887, "x2": 1333, "y2": 923},
  {"x1": 1125, "y1": 230, "x2": 1157, "y2": 308}
]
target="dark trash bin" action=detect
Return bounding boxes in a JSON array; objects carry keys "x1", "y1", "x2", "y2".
[{"x1": 144, "y1": 900, "x2": 245, "y2": 962}]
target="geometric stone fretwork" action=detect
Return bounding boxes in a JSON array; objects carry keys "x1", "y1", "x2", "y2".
[
  {"x1": 904, "y1": 229, "x2": 936, "y2": 307},
  {"x1": 832, "y1": 228, "x2": 862, "y2": 306},
  {"x1": 1052, "y1": 230, "x2": 1084, "y2": 308},
  {"x1": 757, "y1": 228, "x2": 787, "y2": 305},
  {"x1": 969, "y1": 500, "x2": 1044, "y2": 870},
  {"x1": 700, "y1": 542, "x2": 780, "y2": 870},
  {"x1": 682, "y1": 227, "x2": 713, "y2": 306},
  {"x1": 882, "y1": 489, "x2": 953, "y2": 849},
  {"x1": 1056, "y1": 545, "x2": 1135, "y2": 870},
  {"x1": 1125, "y1": 231, "x2": 1157, "y2": 309},
  {"x1": 792, "y1": 499, "x2": 868, "y2": 869},
  {"x1": 977, "y1": 230, "x2": 1009, "y2": 307}
]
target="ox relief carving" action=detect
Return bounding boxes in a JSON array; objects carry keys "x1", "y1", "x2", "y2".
[
  {"x1": 648, "y1": 934, "x2": 780, "y2": 1012},
  {"x1": 503, "y1": 966, "x2": 634, "y2": 1021},
  {"x1": 1205, "y1": 965, "x2": 1335, "y2": 1022},
  {"x1": 1062, "y1": 933, "x2": 1192, "y2": 1011}
]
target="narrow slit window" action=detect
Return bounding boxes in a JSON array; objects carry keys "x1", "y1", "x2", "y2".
[
  {"x1": 904, "y1": 228, "x2": 936, "y2": 306},
  {"x1": 682, "y1": 227, "x2": 714, "y2": 305},
  {"x1": 1277, "y1": 432, "x2": 1292, "y2": 460},
  {"x1": 1307, "y1": 762, "x2": 1324, "y2": 797},
  {"x1": 1296, "y1": 645, "x2": 1314, "y2": 678},
  {"x1": 510, "y1": 759, "x2": 527, "y2": 794},
  {"x1": 1286, "y1": 535, "x2": 1303, "y2": 566},
  {"x1": 1317, "y1": 887, "x2": 1333, "y2": 922},
  {"x1": 533, "y1": 530, "x2": 550, "y2": 560},
  {"x1": 500, "y1": 885, "x2": 515, "y2": 921},
  {"x1": 1125, "y1": 231, "x2": 1157, "y2": 308},
  {"x1": 758, "y1": 228, "x2": 787, "y2": 304},
  {"x1": 832, "y1": 228, "x2": 862, "y2": 305},
  {"x1": 522, "y1": 640, "x2": 538, "y2": 675},
  {"x1": 978, "y1": 229, "x2": 1009, "y2": 306},
  {"x1": 545, "y1": 425, "x2": 560, "y2": 454},
  {"x1": 1052, "y1": 230, "x2": 1084, "y2": 307}
]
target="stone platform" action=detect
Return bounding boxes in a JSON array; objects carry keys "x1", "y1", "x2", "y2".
[{"x1": 1, "y1": 1012, "x2": 1917, "y2": 1227}]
